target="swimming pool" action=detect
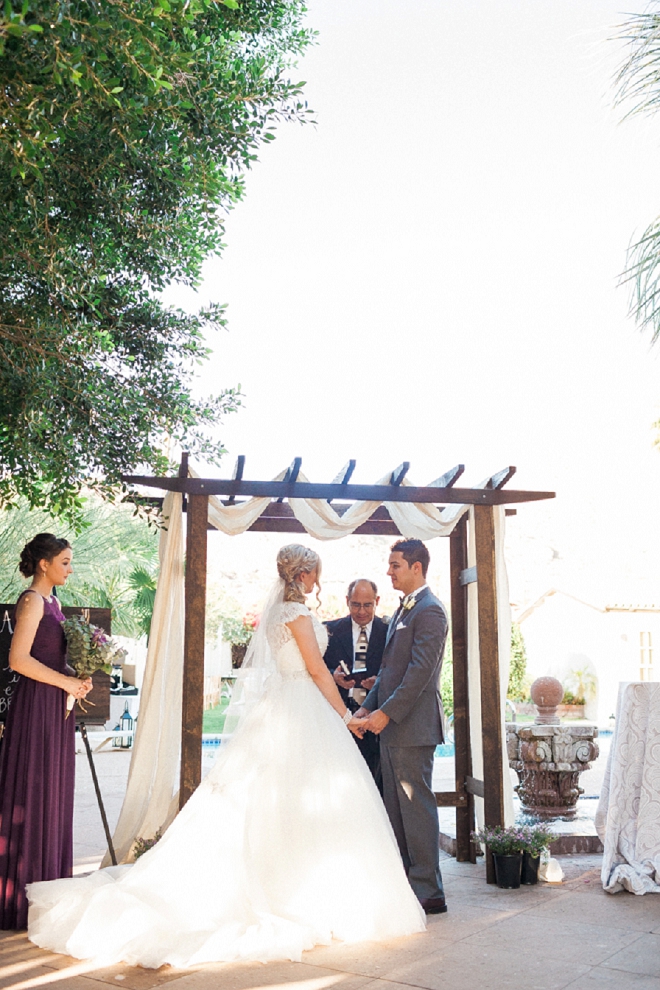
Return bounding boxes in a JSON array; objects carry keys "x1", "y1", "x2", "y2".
[{"x1": 202, "y1": 735, "x2": 456, "y2": 757}]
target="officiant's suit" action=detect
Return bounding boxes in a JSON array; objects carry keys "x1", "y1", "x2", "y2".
[
  {"x1": 363, "y1": 587, "x2": 447, "y2": 903},
  {"x1": 324, "y1": 614, "x2": 387, "y2": 787}
]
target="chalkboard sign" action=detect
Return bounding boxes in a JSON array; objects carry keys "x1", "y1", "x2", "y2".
[
  {"x1": 0, "y1": 607, "x2": 19, "y2": 725},
  {"x1": 0, "y1": 604, "x2": 112, "y2": 727}
]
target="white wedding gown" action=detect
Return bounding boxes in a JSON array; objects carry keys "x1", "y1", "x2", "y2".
[{"x1": 27, "y1": 602, "x2": 426, "y2": 968}]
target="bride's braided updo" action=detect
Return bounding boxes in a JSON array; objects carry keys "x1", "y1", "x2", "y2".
[{"x1": 277, "y1": 544, "x2": 321, "y2": 605}]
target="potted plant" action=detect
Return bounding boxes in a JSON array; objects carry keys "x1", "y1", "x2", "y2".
[
  {"x1": 520, "y1": 823, "x2": 555, "y2": 884},
  {"x1": 471, "y1": 826, "x2": 527, "y2": 888},
  {"x1": 221, "y1": 612, "x2": 258, "y2": 668}
]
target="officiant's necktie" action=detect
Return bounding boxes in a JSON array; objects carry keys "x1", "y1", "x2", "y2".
[
  {"x1": 351, "y1": 626, "x2": 369, "y2": 705},
  {"x1": 354, "y1": 626, "x2": 368, "y2": 670}
]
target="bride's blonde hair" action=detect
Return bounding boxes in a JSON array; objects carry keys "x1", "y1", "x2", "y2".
[{"x1": 277, "y1": 544, "x2": 322, "y2": 606}]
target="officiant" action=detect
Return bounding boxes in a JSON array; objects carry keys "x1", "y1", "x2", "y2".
[{"x1": 324, "y1": 579, "x2": 387, "y2": 791}]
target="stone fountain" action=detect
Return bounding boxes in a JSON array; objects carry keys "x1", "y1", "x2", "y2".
[{"x1": 506, "y1": 676, "x2": 599, "y2": 820}]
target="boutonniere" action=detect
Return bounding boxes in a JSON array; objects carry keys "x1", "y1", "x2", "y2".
[{"x1": 402, "y1": 595, "x2": 417, "y2": 612}]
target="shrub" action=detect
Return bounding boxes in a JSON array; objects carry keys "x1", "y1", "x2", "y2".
[
  {"x1": 562, "y1": 690, "x2": 586, "y2": 706},
  {"x1": 471, "y1": 825, "x2": 527, "y2": 855},
  {"x1": 522, "y1": 823, "x2": 555, "y2": 858},
  {"x1": 472, "y1": 823, "x2": 555, "y2": 856},
  {"x1": 508, "y1": 623, "x2": 529, "y2": 701}
]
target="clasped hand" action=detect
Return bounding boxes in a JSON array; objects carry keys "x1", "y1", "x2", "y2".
[
  {"x1": 350, "y1": 707, "x2": 390, "y2": 736},
  {"x1": 65, "y1": 676, "x2": 93, "y2": 699}
]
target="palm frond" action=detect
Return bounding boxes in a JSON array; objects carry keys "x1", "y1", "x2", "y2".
[
  {"x1": 615, "y1": 9, "x2": 660, "y2": 340},
  {"x1": 621, "y1": 219, "x2": 660, "y2": 343},
  {"x1": 0, "y1": 494, "x2": 159, "y2": 636},
  {"x1": 615, "y1": 12, "x2": 660, "y2": 119}
]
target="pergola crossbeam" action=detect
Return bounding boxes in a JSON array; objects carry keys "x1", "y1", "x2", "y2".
[
  {"x1": 246, "y1": 502, "x2": 403, "y2": 536},
  {"x1": 487, "y1": 466, "x2": 516, "y2": 490},
  {"x1": 123, "y1": 475, "x2": 554, "y2": 506},
  {"x1": 277, "y1": 457, "x2": 302, "y2": 502},
  {"x1": 224, "y1": 455, "x2": 246, "y2": 506},
  {"x1": 390, "y1": 461, "x2": 410, "y2": 486},
  {"x1": 327, "y1": 460, "x2": 356, "y2": 503},
  {"x1": 427, "y1": 464, "x2": 465, "y2": 489}
]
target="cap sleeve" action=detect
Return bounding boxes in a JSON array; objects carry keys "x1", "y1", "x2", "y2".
[{"x1": 278, "y1": 601, "x2": 310, "y2": 625}]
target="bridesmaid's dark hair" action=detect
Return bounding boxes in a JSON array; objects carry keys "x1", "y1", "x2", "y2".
[{"x1": 19, "y1": 533, "x2": 71, "y2": 578}]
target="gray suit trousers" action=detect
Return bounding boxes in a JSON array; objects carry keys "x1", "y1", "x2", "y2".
[{"x1": 381, "y1": 744, "x2": 444, "y2": 901}]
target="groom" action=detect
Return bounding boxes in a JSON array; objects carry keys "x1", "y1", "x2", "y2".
[{"x1": 355, "y1": 539, "x2": 448, "y2": 914}]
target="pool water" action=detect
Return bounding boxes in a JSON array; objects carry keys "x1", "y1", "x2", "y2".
[
  {"x1": 202, "y1": 737, "x2": 456, "y2": 756},
  {"x1": 203, "y1": 731, "x2": 607, "y2": 765}
]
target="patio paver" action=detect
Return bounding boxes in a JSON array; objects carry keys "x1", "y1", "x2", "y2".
[{"x1": 2, "y1": 854, "x2": 660, "y2": 990}]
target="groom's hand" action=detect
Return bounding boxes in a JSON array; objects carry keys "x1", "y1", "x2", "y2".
[
  {"x1": 361, "y1": 709, "x2": 390, "y2": 735},
  {"x1": 353, "y1": 706, "x2": 370, "y2": 720},
  {"x1": 347, "y1": 717, "x2": 366, "y2": 738}
]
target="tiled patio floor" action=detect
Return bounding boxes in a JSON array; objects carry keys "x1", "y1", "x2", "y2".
[{"x1": 2, "y1": 852, "x2": 660, "y2": 990}]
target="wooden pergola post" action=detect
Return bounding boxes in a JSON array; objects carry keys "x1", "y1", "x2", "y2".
[
  {"x1": 449, "y1": 514, "x2": 475, "y2": 862},
  {"x1": 474, "y1": 504, "x2": 505, "y2": 883},
  {"x1": 180, "y1": 491, "x2": 209, "y2": 808}
]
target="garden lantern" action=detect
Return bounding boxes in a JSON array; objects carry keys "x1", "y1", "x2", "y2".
[{"x1": 119, "y1": 702, "x2": 134, "y2": 748}]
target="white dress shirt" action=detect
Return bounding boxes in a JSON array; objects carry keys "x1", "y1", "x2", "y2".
[{"x1": 402, "y1": 584, "x2": 428, "y2": 607}]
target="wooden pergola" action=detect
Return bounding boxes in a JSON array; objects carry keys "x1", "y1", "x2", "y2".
[{"x1": 124, "y1": 456, "x2": 554, "y2": 882}]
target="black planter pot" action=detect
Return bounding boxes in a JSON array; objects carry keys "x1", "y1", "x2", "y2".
[
  {"x1": 231, "y1": 643, "x2": 248, "y2": 669},
  {"x1": 492, "y1": 852, "x2": 522, "y2": 888},
  {"x1": 521, "y1": 852, "x2": 540, "y2": 885}
]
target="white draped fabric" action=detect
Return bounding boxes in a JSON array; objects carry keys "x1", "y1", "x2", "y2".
[
  {"x1": 108, "y1": 468, "x2": 513, "y2": 862},
  {"x1": 201, "y1": 466, "x2": 470, "y2": 541},
  {"x1": 101, "y1": 492, "x2": 185, "y2": 866},
  {"x1": 596, "y1": 681, "x2": 660, "y2": 895}
]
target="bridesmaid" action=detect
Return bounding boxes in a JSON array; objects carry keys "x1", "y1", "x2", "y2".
[{"x1": 0, "y1": 533, "x2": 91, "y2": 929}]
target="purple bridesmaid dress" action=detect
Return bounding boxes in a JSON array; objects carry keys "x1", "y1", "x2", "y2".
[{"x1": 0, "y1": 591, "x2": 75, "y2": 929}]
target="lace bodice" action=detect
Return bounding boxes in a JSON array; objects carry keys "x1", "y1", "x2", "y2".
[{"x1": 267, "y1": 602, "x2": 328, "y2": 677}]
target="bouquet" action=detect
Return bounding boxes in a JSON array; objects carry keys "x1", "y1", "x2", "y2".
[{"x1": 62, "y1": 615, "x2": 127, "y2": 717}]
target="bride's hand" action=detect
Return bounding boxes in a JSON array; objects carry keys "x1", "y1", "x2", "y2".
[{"x1": 348, "y1": 717, "x2": 366, "y2": 738}]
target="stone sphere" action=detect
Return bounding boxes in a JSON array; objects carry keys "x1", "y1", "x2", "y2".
[{"x1": 530, "y1": 676, "x2": 564, "y2": 708}]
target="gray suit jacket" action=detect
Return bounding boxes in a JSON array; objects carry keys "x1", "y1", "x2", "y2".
[{"x1": 363, "y1": 586, "x2": 447, "y2": 747}]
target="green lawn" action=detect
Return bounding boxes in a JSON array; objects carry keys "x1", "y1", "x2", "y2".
[{"x1": 202, "y1": 700, "x2": 228, "y2": 733}]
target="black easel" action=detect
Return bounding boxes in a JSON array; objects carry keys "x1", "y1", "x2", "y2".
[{"x1": 78, "y1": 721, "x2": 117, "y2": 866}]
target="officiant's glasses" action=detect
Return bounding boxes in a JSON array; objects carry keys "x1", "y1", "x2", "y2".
[{"x1": 349, "y1": 602, "x2": 375, "y2": 611}]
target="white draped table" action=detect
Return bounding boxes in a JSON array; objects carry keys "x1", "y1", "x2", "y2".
[{"x1": 595, "y1": 681, "x2": 660, "y2": 894}]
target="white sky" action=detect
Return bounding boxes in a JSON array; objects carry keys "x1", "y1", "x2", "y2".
[{"x1": 164, "y1": 0, "x2": 660, "y2": 611}]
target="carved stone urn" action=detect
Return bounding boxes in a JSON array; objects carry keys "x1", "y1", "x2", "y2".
[{"x1": 507, "y1": 677, "x2": 599, "y2": 820}]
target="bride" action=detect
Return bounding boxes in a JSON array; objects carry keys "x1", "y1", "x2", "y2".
[{"x1": 27, "y1": 545, "x2": 426, "y2": 968}]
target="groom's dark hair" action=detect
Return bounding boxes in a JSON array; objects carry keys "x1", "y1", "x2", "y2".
[{"x1": 390, "y1": 539, "x2": 430, "y2": 577}]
